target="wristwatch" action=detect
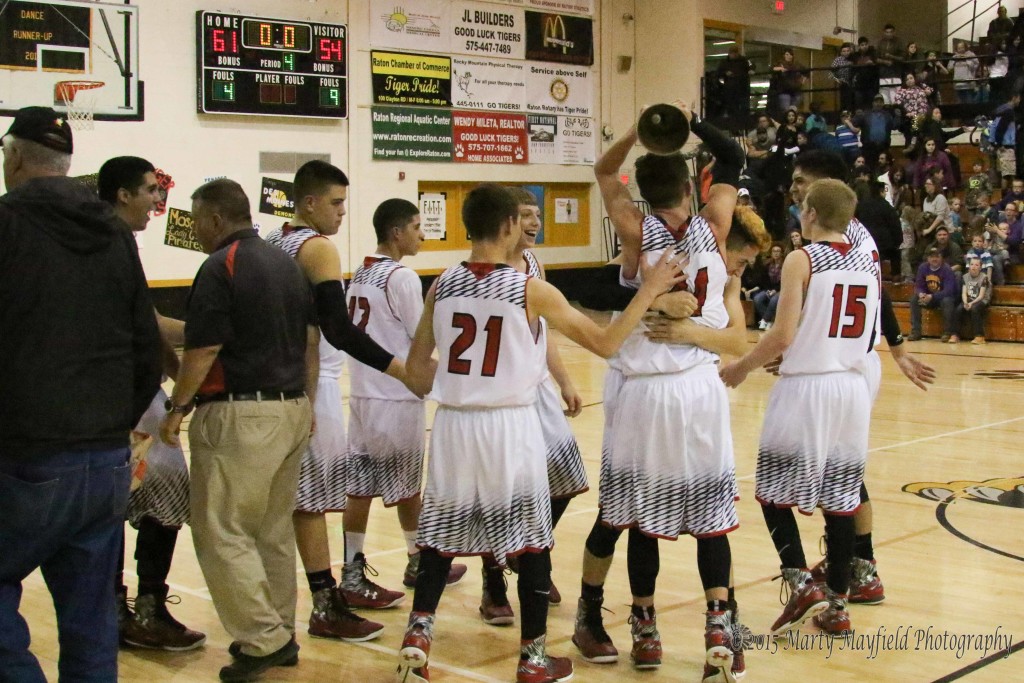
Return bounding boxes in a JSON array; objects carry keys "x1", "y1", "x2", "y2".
[{"x1": 164, "y1": 398, "x2": 193, "y2": 414}]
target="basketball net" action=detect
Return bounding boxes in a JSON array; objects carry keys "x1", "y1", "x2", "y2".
[{"x1": 54, "y1": 81, "x2": 104, "y2": 131}]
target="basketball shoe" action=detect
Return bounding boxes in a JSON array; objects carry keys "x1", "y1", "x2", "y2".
[
  {"x1": 402, "y1": 553, "x2": 468, "y2": 588},
  {"x1": 813, "y1": 589, "x2": 852, "y2": 635},
  {"x1": 769, "y1": 568, "x2": 828, "y2": 637},
  {"x1": 397, "y1": 612, "x2": 434, "y2": 682},
  {"x1": 628, "y1": 607, "x2": 662, "y2": 669},
  {"x1": 516, "y1": 635, "x2": 574, "y2": 683},
  {"x1": 571, "y1": 597, "x2": 618, "y2": 663},
  {"x1": 849, "y1": 558, "x2": 885, "y2": 604},
  {"x1": 340, "y1": 552, "x2": 405, "y2": 609},
  {"x1": 308, "y1": 586, "x2": 384, "y2": 641},
  {"x1": 480, "y1": 562, "x2": 515, "y2": 625},
  {"x1": 702, "y1": 610, "x2": 736, "y2": 683}
]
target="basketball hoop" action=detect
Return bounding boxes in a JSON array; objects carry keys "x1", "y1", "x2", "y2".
[{"x1": 54, "y1": 81, "x2": 105, "y2": 130}]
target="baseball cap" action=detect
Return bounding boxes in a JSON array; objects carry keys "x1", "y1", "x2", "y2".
[
  {"x1": 738, "y1": 188, "x2": 751, "y2": 197},
  {"x1": 926, "y1": 246, "x2": 941, "y2": 256},
  {"x1": 2, "y1": 106, "x2": 73, "y2": 154}
]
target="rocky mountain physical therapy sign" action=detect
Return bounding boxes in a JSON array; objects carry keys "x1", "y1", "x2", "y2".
[{"x1": 451, "y1": 56, "x2": 526, "y2": 111}]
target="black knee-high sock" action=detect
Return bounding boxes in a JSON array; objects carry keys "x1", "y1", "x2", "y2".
[
  {"x1": 135, "y1": 517, "x2": 179, "y2": 596},
  {"x1": 696, "y1": 535, "x2": 731, "y2": 594},
  {"x1": 517, "y1": 551, "x2": 551, "y2": 641},
  {"x1": 583, "y1": 514, "x2": 623, "y2": 561},
  {"x1": 761, "y1": 504, "x2": 807, "y2": 569},
  {"x1": 626, "y1": 528, "x2": 659, "y2": 598},
  {"x1": 550, "y1": 497, "x2": 571, "y2": 529},
  {"x1": 411, "y1": 548, "x2": 453, "y2": 613},
  {"x1": 855, "y1": 483, "x2": 875, "y2": 561},
  {"x1": 824, "y1": 514, "x2": 856, "y2": 596}
]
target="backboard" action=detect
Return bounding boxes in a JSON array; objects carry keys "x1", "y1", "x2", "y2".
[{"x1": 0, "y1": 0, "x2": 141, "y2": 120}]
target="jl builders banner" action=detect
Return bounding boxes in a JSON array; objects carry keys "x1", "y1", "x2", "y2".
[
  {"x1": 451, "y1": 1, "x2": 525, "y2": 59},
  {"x1": 371, "y1": 51, "x2": 452, "y2": 107},
  {"x1": 452, "y1": 111, "x2": 528, "y2": 164},
  {"x1": 451, "y1": 57, "x2": 526, "y2": 111},
  {"x1": 526, "y1": 63, "x2": 592, "y2": 116},
  {"x1": 259, "y1": 177, "x2": 295, "y2": 218},
  {"x1": 524, "y1": 11, "x2": 593, "y2": 65},
  {"x1": 372, "y1": 107, "x2": 454, "y2": 162},
  {"x1": 369, "y1": 0, "x2": 450, "y2": 52}
]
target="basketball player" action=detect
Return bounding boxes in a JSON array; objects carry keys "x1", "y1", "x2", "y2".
[
  {"x1": 97, "y1": 156, "x2": 205, "y2": 651},
  {"x1": 264, "y1": 160, "x2": 406, "y2": 641},
  {"x1": 471, "y1": 187, "x2": 588, "y2": 625},
  {"x1": 343, "y1": 198, "x2": 466, "y2": 597},
  {"x1": 576, "y1": 102, "x2": 754, "y2": 683},
  {"x1": 721, "y1": 178, "x2": 880, "y2": 635},
  {"x1": 396, "y1": 183, "x2": 685, "y2": 683},
  {"x1": 784, "y1": 151, "x2": 935, "y2": 605}
]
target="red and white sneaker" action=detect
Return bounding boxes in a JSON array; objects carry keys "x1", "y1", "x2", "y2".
[
  {"x1": 813, "y1": 592, "x2": 852, "y2": 635},
  {"x1": 702, "y1": 611, "x2": 736, "y2": 683},
  {"x1": 729, "y1": 608, "x2": 751, "y2": 680},
  {"x1": 849, "y1": 558, "x2": 885, "y2": 604},
  {"x1": 769, "y1": 569, "x2": 829, "y2": 637},
  {"x1": 397, "y1": 612, "x2": 434, "y2": 682},
  {"x1": 516, "y1": 636, "x2": 573, "y2": 683},
  {"x1": 628, "y1": 609, "x2": 662, "y2": 670},
  {"x1": 341, "y1": 553, "x2": 405, "y2": 609}
]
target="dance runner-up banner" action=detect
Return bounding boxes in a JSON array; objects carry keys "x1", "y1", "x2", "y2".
[
  {"x1": 369, "y1": 0, "x2": 450, "y2": 52},
  {"x1": 451, "y1": 1, "x2": 525, "y2": 59},
  {"x1": 524, "y1": 11, "x2": 593, "y2": 65},
  {"x1": 371, "y1": 51, "x2": 452, "y2": 107},
  {"x1": 452, "y1": 110, "x2": 529, "y2": 164},
  {"x1": 451, "y1": 56, "x2": 526, "y2": 112},
  {"x1": 372, "y1": 106, "x2": 454, "y2": 162},
  {"x1": 525, "y1": 63, "x2": 592, "y2": 116}
]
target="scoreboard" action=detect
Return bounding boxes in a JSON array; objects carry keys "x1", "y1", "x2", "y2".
[{"x1": 196, "y1": 11, "x2": 347, "y2": 118}]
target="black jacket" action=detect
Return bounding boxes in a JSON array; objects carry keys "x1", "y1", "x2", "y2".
[
  {"x1": 855, "y1": 197, "x2": 903, "y2": 253},
  {"x1": 0, "y1": 176, "x2": 161, "y2": 458}
]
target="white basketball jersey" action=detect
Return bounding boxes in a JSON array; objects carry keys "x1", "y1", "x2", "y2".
[
  {"x1": 523, "y1": 250, "x2": 542, "y2": 279},
  {"x1": 780, "y1": 242, "x2": 880, "y2": 376},
  {"x1": 432, "y1": 263, "x2": 546, "y2": 407},
  {"x1": 846, "y1": 218, "x2": 883, "y2": 349},
  {"x1": 347, "y1": 255, "x2": 423, "y2": 401},
  {"x1": 265, "y1": 224, "x2": 346, "y2": 379},
  {"x1": 612, "y1": 214, "x2": 729, "y2": 376}
]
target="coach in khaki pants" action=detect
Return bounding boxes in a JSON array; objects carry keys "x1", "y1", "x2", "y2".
[{"x1": 160, "y1": 179, "x2": 318, "y2": 683}]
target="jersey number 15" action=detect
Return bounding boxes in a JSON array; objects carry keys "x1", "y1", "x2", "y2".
[{"x1": 828, "y1": 284, "x2": 868, "y2": 338}]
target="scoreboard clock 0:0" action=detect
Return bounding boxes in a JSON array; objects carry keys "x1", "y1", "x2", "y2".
[{"x1": 197, "y1": 11, "x2": 347, "y2": 119}]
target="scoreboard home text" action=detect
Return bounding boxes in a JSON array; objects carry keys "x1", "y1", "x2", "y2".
[{"x1": 196, "y1": 11, "x2": 347, "y2": 118}]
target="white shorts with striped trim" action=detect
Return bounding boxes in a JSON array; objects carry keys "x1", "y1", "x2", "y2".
[
  {"x1": 536, "y1": 377, "x2": 588, "y2": 499},
  {"x1": 294, "y1": 377, "x2": 348, "y2": 513},
  {"x1": 346, "y1": 397, "x2": 425, "y2": 506}
]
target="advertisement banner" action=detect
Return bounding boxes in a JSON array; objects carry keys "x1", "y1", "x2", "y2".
[
  {"x1": 419, "y1": 192, "x2": 448, "y2": 240},
  {"x1": 527, "y1": 114, "x2": 594, "y2": 165},
  {"x1": 451, "y1": 56, "x2": 526, "y2": 112},
  {"x1": 164, "y1": 208, "x2": 205, "y2": 253},
  {"x1": 372, "y1": 107, "x2": 454, "y2": 162},
  {"x1": 524, "y1": 11, "x2": 594, "y2": 65},
  {"x1": 369, "y1": 0, "x2": 451, "y2": 52},
  {"x1": 259, "y1": 177, "x2": 295, "y2": 218},
  {"x1": 452, "y1": 110, "x2": 528, "y2": 164},
  {"x1": 371, "y1": 51, "x2": 452, "y2": 107},
  {"x1": 527, "y1": 114, "x2": 558, "y2": 163},
  {"x1": 491, "y1": 0, "x2": 594, "y2": 15},
  {"x1": 526, "y1": 63, "x2": 592, "y2": 117},
  {"x1": 450, "y1": 1, "x2": 525, "y2": 60}
]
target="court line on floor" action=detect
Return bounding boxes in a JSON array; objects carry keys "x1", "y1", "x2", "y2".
[{"x1": 931, "y1": 638, "x2": 1024, "y2": 682}]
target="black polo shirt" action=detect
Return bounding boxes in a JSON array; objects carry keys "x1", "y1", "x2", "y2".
[{"x1": 185, "y1": 229, "x2": 313, "y2": 395}]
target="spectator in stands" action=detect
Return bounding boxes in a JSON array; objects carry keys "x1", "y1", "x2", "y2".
[
  {"x1": 745, "y1": 114, "x2": 776, "y2": 175},
  {"x1": 990, "y1": 93, "x2": 1020, "y2": 190},
  {"x1": 855, "y1": 178, "x2": 902, "y2": 275},
  {"x1": 850, "y1": 95, "x2": 894, "y2": 166},
  {"x1": 717, "y1": 46, "x2": 755, "y2": 119},
  {"x1": 908, "y1": 247, "x2": 958, "y2": 341},
  {"x1": 974, "y1": 192, "x2": 999, "y2": 224},
  {"x1": 893, "y1": 73, "x2": 934, "y2": 122},
  {"x1": 948, "y1": 196, "x2": 966, "y2": 243},
  {"x1": 787, "y1": 227, "x2": 806, "y2": 252},
  {"x1": 900, "y1": 205, "x2": 921, "y2": 282},
  {"x1": 831, "y1": 43, "x2": 856, "y2": 113},
  {"x1": 948, "y1": 40, "x2": 980, "y2": 104},
  {"x1": 776, "y1": 108, "x2": 801, "y2": 155},
  {"x1": 752, "y1": 243, "x2": 784, "y2": 330},
  {"x1": 965, "y1": 159, "x2": 994, "y2": 213},
  {"x1": 951, "y1": 257, "x2": 991, "y2": 344},
  {"x1": 740, "y1": 252, "x2": 766, "y2": 308},
  {"x1": 878, "y1": 24, "x2": 904, "y2": 103},
  {"x1": 918, "y1": 51, "x2": 948, "y2": 106},
  {"x1": 988, "y1": 37, "x2": 1011, "y2": 102},
  {"x1": 877, "y1": 151, "x2": 896, "y2": 204},
  {"x1": 1006, "y1": 206, "x2": 1024, "y2": 260},
  {"x1": 987, "y1": 222, "x2": 1010, "y2": 283},
  {"x1": 929, "y1": 225, "x2": 965, "y2": 272},
  {"x1": 854, "y1": 37, "x2": 881, "y2": 110},
  {"x1": 772, "y1": 48, "x2": 807, "y2": 112},
  {"x1": 903, "y1": 42, "x2": 922, "y2": 80},
  {"x1": 914, "y1": 139, "x2": 955, "y2": 190},
  {"x1": 997, "y1": 177, "x2": 1024, "y2": 210},
  {"x1": 737, "y1": 187, "x2": 754, "y2": 208},
  {"x1": 988, "y1": 5, "x2": 1015, "y2": 47},
  {"x1": 805, "y1": 102, "x2": 828, "y2": 134},
  {"x1": 915, "y1": 107, "x2": 963, "y2": 154},
  {"x1": 835, "y1": 110, "x2": 861, "y2": 163},
  {"x1": 1009, "y1": 34, "x2": 1024, "y2": 74},
  {"x1": 921, "y1": 176, "x2": 951, "y2": 240},
  {"x1": 964, "y1": 232, "x2": 995, "y2": 283},
  {"x1": 852, "y1": 154, "x2": 869, "y2": 175},
  {"x1": 892, "y1": 165, "x2": 915, "y2": 210}
]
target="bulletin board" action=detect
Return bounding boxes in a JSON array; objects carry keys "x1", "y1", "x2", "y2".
[{"x1": 416, "y1": 181, "x2": 591, "y2": 252}]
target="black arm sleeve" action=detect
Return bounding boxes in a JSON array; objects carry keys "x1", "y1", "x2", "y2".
[
  {"x1": 691, "y1": 118, "x2": 744, "y2": 188},
  {"x1": 314, "y1": 280, "x2": 394, "y2": 372},
  {"x1": 879, "y1": 288, "x2": 904, "y2": 347}
]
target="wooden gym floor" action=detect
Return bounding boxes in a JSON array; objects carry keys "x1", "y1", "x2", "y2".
[{"x1": 17, "y1": 325, "x2": 1024, "y2": 682}]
